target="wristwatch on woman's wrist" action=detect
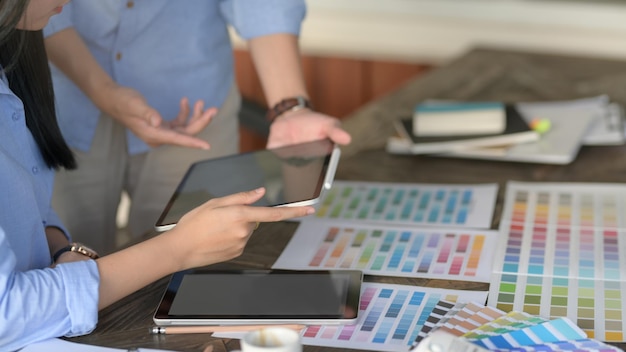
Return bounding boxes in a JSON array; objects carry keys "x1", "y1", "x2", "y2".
[
  {"x1": 266, "y1": 96, "x2": 313, "y2": 122},
  {"x1": 52, "y1": 242, "x2": 99, "y2": 262}
]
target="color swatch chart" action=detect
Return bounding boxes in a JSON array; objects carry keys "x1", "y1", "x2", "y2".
[
  {"x1": 314, "y1": 181, "x2": 497, "y2": 229},
  {"x1": 488, "y1": 181, "x2": 626, "y2": 342},
  {"x1": 412, "y1": 299, "x2": 623, "y2": 352},
  {"x1": 213, "y1": 282, "x2": 489, "y2": 352},
  {"x1": 273, "y1": 220, "x2": 498, "y2": 282}
]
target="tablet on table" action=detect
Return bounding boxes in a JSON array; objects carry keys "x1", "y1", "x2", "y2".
[{"x1": 153, "y1": 269, "x2": 362, "y2": 326}]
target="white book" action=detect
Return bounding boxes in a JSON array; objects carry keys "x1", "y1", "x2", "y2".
[
  {"x1": 413, "y1": 101, "x2": 506, "y2": 136},
  {"x1": 389, "y1": 104, "x2": 538, "y2": 155}
]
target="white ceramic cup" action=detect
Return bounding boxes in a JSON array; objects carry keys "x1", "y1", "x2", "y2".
[{"x1": 239, "y1": 327, "x2": 303, "y2": 352}]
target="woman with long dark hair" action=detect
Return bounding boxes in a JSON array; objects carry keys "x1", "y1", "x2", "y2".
[{"x1": 0, "y1": 1, "x2": 314, "y2": 349}]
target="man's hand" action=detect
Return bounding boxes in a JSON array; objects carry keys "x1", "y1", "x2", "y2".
[
  {"x1": 105, "y1": 85, "x2": 216, "y2": 149},
  {"x1": 266, "y1": 109, "x2": 351, "y2": 149}
]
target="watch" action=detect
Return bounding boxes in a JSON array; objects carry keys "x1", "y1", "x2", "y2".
[
  {"x1": 266, "y1": 96, "x2": 313, "y2": 122},
  {"x1": 52, "y1": 242, "x2": 99, "y2": 262}
]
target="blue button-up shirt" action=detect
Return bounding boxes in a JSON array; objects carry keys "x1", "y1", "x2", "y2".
[
  {"x1": 44, "y1": 0, "x2": 306, "y2": 155},
  {"x1": 0, "y1": 73, "x2": 99, "y2": 351}
]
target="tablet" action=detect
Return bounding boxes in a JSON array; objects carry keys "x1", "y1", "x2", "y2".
[
  {"x1": 153, "y1": 269, "x2": 363, "y2": 326},
  {"x1": 155, "y1": 138, "x2": 341, "y2": 231}
]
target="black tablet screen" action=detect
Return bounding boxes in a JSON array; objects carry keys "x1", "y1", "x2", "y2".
[
  {"x1": 156, "y1": 139, "x2": 338, "y2": 230},
  {"x1": 156, "y1": 269, "x2": 361, "y2": 321}
]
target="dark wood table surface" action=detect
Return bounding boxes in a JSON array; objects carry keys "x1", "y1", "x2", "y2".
[{"x1": 67, "y1": 48, "x2": 626, "y2": 351}]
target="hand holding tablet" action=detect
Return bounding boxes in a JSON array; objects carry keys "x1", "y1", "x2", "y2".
[{"x1": 155, "y1": 138, "x2": 340, "y2": 231}]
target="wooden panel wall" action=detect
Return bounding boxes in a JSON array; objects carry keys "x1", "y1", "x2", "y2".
[{"x1": 234, "y1": 50, "x2": 432, "y2": 151}]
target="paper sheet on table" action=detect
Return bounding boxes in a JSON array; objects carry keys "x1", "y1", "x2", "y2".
[
  {"x1": 273, "y1": 219, "x2": 498, "y2": 282},
  {"x1": 312, "y1": 180, "x2": 498, "y2": 230},
  {"x1": 213, "y1": 282, "x2": 489, "y2": 352},
  {"x1": 488, "y1": 181, "x2": 626, "y2": 342},
  {"x1": 20, "y1": 338, "x2": 178, "y2": 352}
]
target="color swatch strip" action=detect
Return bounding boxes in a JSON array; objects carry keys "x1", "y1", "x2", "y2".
[
  {"x1": 273, "y1": 220, "x2": 498, "y2": 282},
  {"x1": 412, "y1": 301, "x2": 623, "y2": 352},
  {"x1": 414, "y1": 300, "x2": 457, "y2": 344},
  {"x1": 314, "y1": 181, "x2": 497, "y2": 229},
  {"x1": 471, "y1": 317, "x2": 587, "y2": 350}
]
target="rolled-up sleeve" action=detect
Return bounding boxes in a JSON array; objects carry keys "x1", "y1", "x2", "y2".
[
  {"x1": 0, "y1": 227, "x2": 99, "y2": 351},
  {"x1": 220, "y1": 0, "x2": 306, "y2": 40}
]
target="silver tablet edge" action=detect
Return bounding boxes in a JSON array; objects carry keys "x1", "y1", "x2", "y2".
[
  {"x1": 153, "y1": 316, "x2": 358, "y2": 326},
  {"x1": 323, "y1": 145, "x2": 341, "y2": 190}
]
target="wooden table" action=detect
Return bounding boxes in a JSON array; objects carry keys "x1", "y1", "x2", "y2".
[{"x1": 68, "y1": 48, "x2": 626, "y2": 351}]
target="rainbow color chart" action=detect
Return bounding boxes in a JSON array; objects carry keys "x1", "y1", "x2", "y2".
[
  {"x1": 314, "y1": 181, "x2": 497, "y2": 229},
  {"x1": 214, "y1": 282, "x2": 489, "y2": 352},
  {"x1": 488, "y1": 181, "x2": 626, "y2": 342},
  {"x1": 273, "y1": 220, "x2": 498, "y2": 282}
]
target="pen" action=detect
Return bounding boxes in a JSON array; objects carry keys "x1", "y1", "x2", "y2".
[{"x1": 150, "y1": 324, "x2": 307, "y2": 335}]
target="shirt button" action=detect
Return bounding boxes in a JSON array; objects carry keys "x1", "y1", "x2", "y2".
[
  {"x1": 115, "y1": 52, "x2": 122, "y2": 61},
  {"x1": 32, "y1": 166, "x2": 39, "y2": 174},
  {"x1": 127, "y1": 1, "x2": 134, "y2": 8},
  {"x1": 12, "y1": 112, "x2": 19, "y2": 121}
]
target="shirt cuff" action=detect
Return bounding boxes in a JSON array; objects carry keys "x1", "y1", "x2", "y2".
[{"x1": 57, "y1": 259, "x2": 100, "y2": 336}]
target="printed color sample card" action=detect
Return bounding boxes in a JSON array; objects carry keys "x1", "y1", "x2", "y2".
[
  {"x1": 413, "y1": 301, "x2": 623, "y2": 352},
  {"x1": 489, "y1": 181, "x2": 626, "y2": 342},
  {"x1": 214, "y1": 283, "x2": 488, "y2": 352},
  {"x1": 314, "y1": 181, "x2": 497, "y2": 229},
  {"x1": 273, "y1": 220, "x2": 498, "y2": 282}
]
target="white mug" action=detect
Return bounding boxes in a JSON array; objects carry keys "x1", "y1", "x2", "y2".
[{"x1": 238, "y1": 327, "x2": 303, "y2": 352}]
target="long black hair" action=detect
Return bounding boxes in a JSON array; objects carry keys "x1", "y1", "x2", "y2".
[{"x1": 0, "y1": 0, "x2": 76, "y2": 170}]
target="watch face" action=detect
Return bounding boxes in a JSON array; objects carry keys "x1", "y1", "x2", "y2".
[{"x1": 72, "y1": 243, "x2": 99, "y2": 259}]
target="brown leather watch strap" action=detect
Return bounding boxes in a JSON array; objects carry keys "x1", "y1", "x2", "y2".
[{"x1": 266, "y1": 96, "x2": 313, "y2": 122}]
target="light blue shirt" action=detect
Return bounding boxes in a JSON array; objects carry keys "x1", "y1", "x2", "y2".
[
  {"x1": 0, "y1": 73, "x2": 99, "y2": 351},
  {"x1": 44, "y1": 0, "x2": 306, "y2": 155}
]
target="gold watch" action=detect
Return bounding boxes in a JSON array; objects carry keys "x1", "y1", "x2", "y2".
[{"x1": 52, "y1": 242, "x2": 99, "y2": 262}]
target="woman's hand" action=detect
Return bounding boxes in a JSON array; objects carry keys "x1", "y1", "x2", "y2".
[
  {"x1": 95, "y1": 187, "x2": 314, "y2": 309},
  {"x1": 164, "y1": 187, "x2": 315, "y2": 271}
]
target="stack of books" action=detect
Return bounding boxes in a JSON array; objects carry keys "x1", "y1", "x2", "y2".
[
  {"x1": 387, "y1": 96, "x2": 619, "y2": 165},
  {"x1": 387, "y1": 101, "x2": 540, "y2": 155}
]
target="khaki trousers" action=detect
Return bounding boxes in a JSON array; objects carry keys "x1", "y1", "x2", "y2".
[{"x1": 52, "y1": 85, "x2": 241, "y2": 254}]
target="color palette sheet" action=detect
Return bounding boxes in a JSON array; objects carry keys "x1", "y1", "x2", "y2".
[
  {"x1": 273, "y1": 220, "x2": 498, "y2": 282},
  {"x1": 488, "y1": 181, "x2": 626, "y2": 342},
  {"x1": 314, "y1": 181, "x2": 497, "y2": 229},
  {"x1": 213, "y1": 282, "x2": 488, "y2": 352}
]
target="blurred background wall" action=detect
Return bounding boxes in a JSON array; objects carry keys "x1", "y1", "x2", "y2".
[{"x1": 231, "y1": 0, "x2": 626, "y2": 150}]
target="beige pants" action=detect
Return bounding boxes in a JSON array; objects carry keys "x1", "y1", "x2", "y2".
[{"x1": 52, "y1": 85, "x2": 241, "y2": 254}]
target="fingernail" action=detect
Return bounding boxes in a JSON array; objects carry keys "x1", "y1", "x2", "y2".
[{"x1": 306, "y1": 207, "x2": 315, "y2": 215}]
